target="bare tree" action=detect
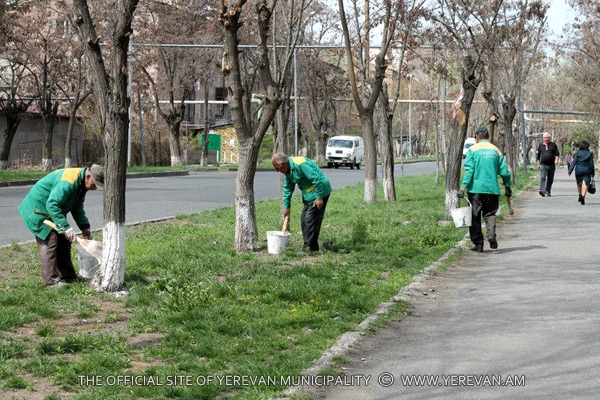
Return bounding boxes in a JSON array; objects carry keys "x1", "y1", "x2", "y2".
[
  {"x1": 57, "y1": 47, "x2": 91, "y2": 168},
  {"x1": 427, "y1": 0, "x2": 505, "y2": 213},
  {"x1": 14, "y1": 1, "x2": 74, "y2": 172},
  {"x1": 481, "y1": 0, "x2": 547, "y2": 180},
  {"x1": 135, "y1": 1, "x2": 215, "y2": 167},
  {"x1": 300, "y1": 52, "x2": 348, "y2": 161},
  {"x1": 337, "y1": 0, "x2": 404, "y2": 203},
  {"x1": 377, "y1": 0, "x2": 426, "y2": 201},
  {"x1": 0, "y1": 6, "x2": 35, "y2": 170},
  {"x1": 565, "y1": 0, "x2": 600, "y2": 118},
  {"x1": 71, "y1": 0, "x2": 140, "y2": 291},
  {"x1": 0, "y1": 61, "x2": 35, "y2": 170},
  {"x1": 219, "y1": 0, "x2": 309, "y2": 252}
]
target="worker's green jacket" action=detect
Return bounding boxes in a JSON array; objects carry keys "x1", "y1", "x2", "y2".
[
  {"x1": 283, "y1": 156, "x2": 332, "y2": 209},
  {"x1": 18, "y1": 168, "x2": 91, "y2": 240},
  {"x1": 461, "y1": 140, "x2": 511, "y2": 195}
]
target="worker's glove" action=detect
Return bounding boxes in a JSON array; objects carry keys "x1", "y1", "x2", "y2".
[
  {"x1": 505, "y1": 186, "x2": 512, "y2": 198},
  {"x1": 457, "y1": 189, "x2": 465, "y2": 199},
  {"x1": 82, "y1": 229, "x2": 92, "y2": 240},
  {"x1": 64, "y1": 228, "x2": 77, "y2": 243}
]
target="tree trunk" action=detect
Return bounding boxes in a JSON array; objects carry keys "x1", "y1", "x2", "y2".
[
  {"x1": 41, "y1": 102, "x2": 59, "y2": 172},
  {"x1": 93, "y1": 110, "x2": 128, "y2": 292},
  {"x1": 377, "y1": 84, "x2": 396, "y2": 201},
  {"x1": 137, "y1": 89, "x2": 147, "y2": 166},
  {"x1": 362, "y1": 112, "x2": 377, "y2": 203},
  {"x1": 445, "y1": 55, "x2": 481, "y2": 214},
  {"x1": 168, "y1": 123, "x2": 183, "y2": 166},
  {"x1": 234, "y1": 139, "x2": 260, "y2": 251},
  {"x1": 274, "y1": 91, "x2": 291, "y2": 155},
  {"x1": 502, "y1": 97, "x2": 517, "y2": 183},
  {"x1": 201, "y1": 84, "x2": 210, "y2": 167},
  {"x1": 64, "y1": 109, "x2": 76, "y2": 167},
  {"x1": 0, "y1": 116, "x2": 21, "y2": 170},
  {"x1": 314, "y1": 125, "x2": 327, "y2": 163},
  {"x1": 73, "y1": 0, "x2": 139, "y2": 292}
]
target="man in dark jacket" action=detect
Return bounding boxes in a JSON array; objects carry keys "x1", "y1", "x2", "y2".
[
  {"x1": 537, "y1": 132, "x2": 560, "y2": 197},
  {"x1": 18, "y1": 165, "x2": 104, "y2": 287},
  {"x1": 272, "y1": 153, "x2": 332, "y2": 254}
]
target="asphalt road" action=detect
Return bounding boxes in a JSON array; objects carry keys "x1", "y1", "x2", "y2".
[{"x1": 0, "y1": 161, "x2": 437, "y2": 247}]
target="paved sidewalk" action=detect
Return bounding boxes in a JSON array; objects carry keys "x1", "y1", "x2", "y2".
[{"x1": 306, "y1": 169, "x2": 600, "y2": 399}]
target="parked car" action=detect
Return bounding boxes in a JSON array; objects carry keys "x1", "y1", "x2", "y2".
[
  {"x1": 463, "y1": 137, "x2": 476, "y2": 158},
  {"x1": 326, "y1": 136, "x2": 365, "y2": 169}
]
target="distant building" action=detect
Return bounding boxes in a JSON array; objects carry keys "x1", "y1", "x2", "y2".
[{"x1": 0, "y1": 107, "x2": 84, "y2": 168}]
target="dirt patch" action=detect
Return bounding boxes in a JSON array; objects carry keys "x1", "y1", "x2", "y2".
[
  {"x1": 0, "y1": 373, "x2": 73, "y2": 400},
  {"x1": 0, "y1": 283, "x2": 167, "y2": 399}
]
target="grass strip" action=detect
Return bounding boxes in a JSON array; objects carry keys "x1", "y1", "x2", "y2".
[{"x1": 0, "y1": 169, "x2": 534, "y2": 399}]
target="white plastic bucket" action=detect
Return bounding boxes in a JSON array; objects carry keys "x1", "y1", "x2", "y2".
[
  {"x1": 266, "y1": 231, "x2": 290, "y2": 254},
  {"x1": 450, "y1": 200, "x2": 472, "y2": 228},
  {"x1": 77, "y1": 244, "x2": 100, "y2": 278}
]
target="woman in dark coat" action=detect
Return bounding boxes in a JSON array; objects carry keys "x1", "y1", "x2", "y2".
[{"x1": 568, "y1": 140, "x2": 595, "y2": 205}]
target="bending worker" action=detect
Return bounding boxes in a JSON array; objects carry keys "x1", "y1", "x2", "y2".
[
  {"x1": 18, "y1": 164, "x2": 104, "y2": 287},
  {"x1": 272, "y1": 153, "x2": 332, "y2": 255}
]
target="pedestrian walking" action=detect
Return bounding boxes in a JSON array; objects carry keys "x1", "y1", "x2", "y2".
[
  {"x1": 568, "y1": 140, "x2": 595, "y2": 205},
  {"x1": 537, "y1": 132, "x2": 560, "y2": 197},
  {"x1": 459, "y1": 126, "x2": 512, "y2": 252},
  {"x1": 272, "y1": 153, "x2": 332, "y2": 255},
  {"x1": 18, "y1": 165, "x2": 104, "y2": 287}
]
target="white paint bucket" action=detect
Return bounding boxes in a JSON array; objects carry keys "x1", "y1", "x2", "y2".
[
  {"x1": 266, "y1": 231, "x2": 290, "y2": 254},
  {"x1": 450, "y1": 203, "x2": 472, "y2": 228}
]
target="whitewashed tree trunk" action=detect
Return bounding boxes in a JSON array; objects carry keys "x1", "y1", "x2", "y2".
[
  {"x1": 234, "y1": 140, "x2": 259, "y2": 251},
  {"x1": 73, "y1": 0, "x2": 139, "y2": 292},
  {"x1": 92, "y1": 221, "x2": 126, "y2": 291},
  {"x1": 362, "y1": 115, "x2": 377, "y2": 203},
  {"x1": 42, "y1": 158, "x2": 52, "y2": 172},
  {"x1": 171, "y1": 155, "x2": 183, "y2": 166},
  {"x1": 64, "y1": 157, "x2": 72, "y2": 168}
]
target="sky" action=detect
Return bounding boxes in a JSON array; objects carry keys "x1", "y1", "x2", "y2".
[{"x1": 546, "y1": 0, "x2": 577, "y2": 37}]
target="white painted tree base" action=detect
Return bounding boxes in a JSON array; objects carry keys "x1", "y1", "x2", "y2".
[
  {"x1": 171, "y1": 156, "x2": 183, "y2": 166},
  {"x1": 92, "y1": 222, "x2": 125, "y2": 292},
  {"x1": 42, "y1": 158, "x2": 52, "y2": 172}
]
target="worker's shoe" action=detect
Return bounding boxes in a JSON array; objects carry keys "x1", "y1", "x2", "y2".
[
  {"x1": 539, "y1": 190, "x2": 546, "y2": 197},
  {"x1": 46, "y1": 281, "x2": 68, "y2": 289},
  {"x1": 489, "y1": 238, "x2": 498, "y2": 249},
  {"x1": 470, "y1": 244, "x2": 484, "y2": 253}
]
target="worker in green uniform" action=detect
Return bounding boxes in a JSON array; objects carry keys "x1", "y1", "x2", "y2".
[
  {"x1": 18, "y1": 164, "x2": 104, "y2": 287},
  {"x1": 272, "y1": 153, "x2": 332, "y2": 255}
]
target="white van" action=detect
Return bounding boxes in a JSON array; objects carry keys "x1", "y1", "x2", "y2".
[
  {"x1": 463, "y1": 137, "x2": 476, "y2": 158},
  {"x1": 326, "y1": 136, "x2": 365, "y2": 169}
]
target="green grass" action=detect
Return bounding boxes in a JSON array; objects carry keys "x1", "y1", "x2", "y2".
[
  {"x1": 0, "y1": 168, "x2": 535, "y2": 399},
  {"x1": 0, "y1": 170, "x2": 47, "y2": 182}
]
